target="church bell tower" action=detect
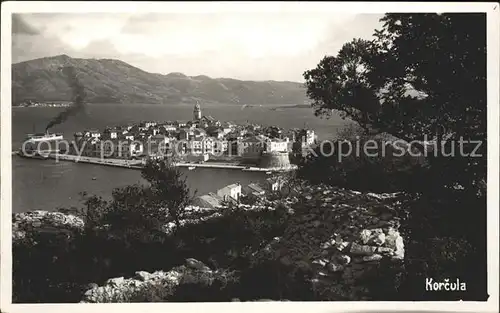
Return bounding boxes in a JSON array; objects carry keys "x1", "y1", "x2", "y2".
[{"x1": 193, "y1": 101, "x2": 202, "y2": 121}]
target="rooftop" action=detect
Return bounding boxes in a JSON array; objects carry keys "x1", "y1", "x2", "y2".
[
  {"x1": 247, "y1": 183, "x2": 265, "y2": 194},
  {"x1": 197, "y1": 192, "x2": 223, "y2": 207},
  {"x1": 219, "y1": 183, "x2": 241, "y2": 191},
  {"x1": 242, "y1": 135, "x2": 267, "y2": 143}
]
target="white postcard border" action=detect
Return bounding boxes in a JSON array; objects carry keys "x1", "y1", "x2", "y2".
[{"x1": 1, "y1": 2, "x2": 498, "y2": 313}]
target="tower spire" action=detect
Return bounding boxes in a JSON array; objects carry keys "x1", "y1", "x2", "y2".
[{"x1": 193, "y1": 100, "x2": 201, "y2": 121}]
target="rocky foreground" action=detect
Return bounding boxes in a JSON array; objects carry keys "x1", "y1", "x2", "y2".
[
  {"x1": 13, "y1": 185, "x2": 406, "y2": 302},
  {"x1": 81, "y1": 258, "x2": 236, "y2": 303}
]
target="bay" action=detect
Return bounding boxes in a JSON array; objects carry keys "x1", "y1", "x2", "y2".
[{"x1": 11, "y1": 103, "x2": 348, "y2": 213}]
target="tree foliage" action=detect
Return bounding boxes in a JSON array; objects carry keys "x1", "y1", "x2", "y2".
[
  {"x1": 141, "y1": 158, "x2": 195, "y2": 228},
  {"x1": 304, "y1": 13, "x2": 486, "y2": 195},
  {"x1": 303, "y1": 13, "x2": 487, "y2": 300}
]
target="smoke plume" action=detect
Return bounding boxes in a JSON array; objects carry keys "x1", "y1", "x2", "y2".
[{"x1": 45, "y1": 65, "x2": 86, "y2": 132}]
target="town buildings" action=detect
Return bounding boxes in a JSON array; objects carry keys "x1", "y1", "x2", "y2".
[
  {"x1": 194, "y1": 179, "x2": 282, "y2": 208},
  {"x1": 70, "y1": 101, "x2": 315, "y2": 163}
]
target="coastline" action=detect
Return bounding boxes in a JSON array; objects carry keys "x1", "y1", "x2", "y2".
[{"x1": 14, "y1": 152, "x2": 297, "y2": 173}]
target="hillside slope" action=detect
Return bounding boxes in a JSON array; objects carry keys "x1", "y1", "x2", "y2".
[{"x1": 12, "y1": 55, "x2": 309, "y2": 105}]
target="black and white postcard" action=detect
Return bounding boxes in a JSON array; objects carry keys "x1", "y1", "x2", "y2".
[{"x1": 1, "y1": 2, "x2": 498, "y2": 313}]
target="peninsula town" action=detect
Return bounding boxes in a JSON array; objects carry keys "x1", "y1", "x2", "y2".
[{"x1": 26, "y1": 101, "x2": 315, "y2": 170}]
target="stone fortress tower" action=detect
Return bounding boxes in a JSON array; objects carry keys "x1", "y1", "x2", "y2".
[
  {"x1": 193, "y1": 101, "x2": 202, "y2": 121},
  {"x1": 259, "y1": 151, "x2": 292, "y2": 169}
]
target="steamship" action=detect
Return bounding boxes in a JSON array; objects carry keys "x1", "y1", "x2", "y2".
[{"x1": 18, "y1": 131, "x2": 65, "y2": 159}]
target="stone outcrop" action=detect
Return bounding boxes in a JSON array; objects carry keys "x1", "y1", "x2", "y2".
[
  {"x1": 254, "y1": 184, "x2": 405, "y2": 300},
  {"x1": 12, "y1": 210, "x2": 84, "y2": 242},
  {"x1": 14, "y1": 184, "x2": 407, "y2": 302},
  {"x1": 12, "y1": 204, "x2": 278, "y2": 242},
  {"x1": 80, "y1": 258, "x2": 234, "y2": 303}
]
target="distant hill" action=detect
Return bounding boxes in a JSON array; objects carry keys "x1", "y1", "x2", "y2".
[{"x1": 12, "y1": 55, "x2": 309, "y2": 106}]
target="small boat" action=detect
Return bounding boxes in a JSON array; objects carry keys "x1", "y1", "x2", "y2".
[
  {"x1": 92, "y1": 177, "x2": 97, "y2": 180},
  {"x1": 188, "y1": 166, "x2": 196, "y2": 170}
]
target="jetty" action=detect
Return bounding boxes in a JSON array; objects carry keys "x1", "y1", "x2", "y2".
[
  {"x1": 14, "y1": 152, "x2": 296, "y2": 173},
  {"x1": 50, "y1": 153, "x2": 144, "y2": 169}
]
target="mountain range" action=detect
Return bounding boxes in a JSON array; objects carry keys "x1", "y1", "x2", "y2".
[{"x1": 12, "y1": 55, "x2": 309, "y2": 106}]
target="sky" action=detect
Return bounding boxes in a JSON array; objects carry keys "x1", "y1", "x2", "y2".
[{"x1": 12, "y1": 12, "x2": 383, "y2": 82}]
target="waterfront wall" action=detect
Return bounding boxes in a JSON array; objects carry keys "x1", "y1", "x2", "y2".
[
  {"x1": 16, "y1": 152, "x2": 295, "y2": 172},
  {"x1": 259, "y1": 151, "x2": 292, "y2": 169}
]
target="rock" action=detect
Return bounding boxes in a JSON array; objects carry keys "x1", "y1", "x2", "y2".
[
  {"x1": 135, "y1": 271, "x2": 151, "y2": 281},
  {"x1": 336, "y1": 241, "x2": 350, "y2": 252},
  {"x1": 32, "y1": 221, "x2": 42, "y2": 228},
  {"x1": 326, "y1": 262, "x2": 345, "y2": 272},
  {"x1": 393, "y1": 237, "x2": 405, "y2": 259},
  {"x1": 349, "y1": 243, "x2": 377, "y2": 256},
  {"x1": 377, "y1": 247, "x2": 395, "y2": 255},
  {"x1": 385, "y1": 227, "x2": 405, "y2": 259},
  {"x1": 81, "y1": 261, "x2": 225, "y2": 303},
  {"x1": 336, "y1": 255, "x2": 351, "y2": 265},
  {"x1": 312, "y1": 259, "x2": 329, "y2": 268},
  {"x1": 359, "y1": 229, "x2": 372, "y2": 244},
  {"x1": 185, "y1": 258, "x2": 210, "y2": 271},
  {"x1": 84, "y1": 289, "x2": 95, "y2": 297},
  {"x1": 320, "y1": 238, "x2": 336, "y2": 249},
  {"x1": 107, "y1": 277, "x2": 125, "y2": 286},
  {"x1": 391, "y1": 253, "x2": 404, "y2": 260},
  {"x1": 12, "y1": 231, "x2": 26, "y2": 240},
  {"x1": 164, "y1": 271, "x2": 183, "y2": 284},
  {"x1": 372, "y1": 233, "x2": 386, "y2": 246},
  {"x1": 317, "y1": 270, "x2": 329, "y2": 277},
  {"x1": 362, "y1": 254, "x2": 383, "y2": 262},
  {"x1": 12, "y1": 211, "x2": 85, "y2": 244}
]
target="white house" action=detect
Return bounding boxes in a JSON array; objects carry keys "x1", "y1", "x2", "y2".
[
  {"x1": 84, "y1": 130, "x2": 101, "y2": 139},
  {"x1": 299, "y1": 129, "x2": 315, "y2": 146},
  {"x1": 213, "y1": 140, "x2": 228, "y2": 155},
  {"x1": 118, "y1": 140, "x2": 143, "y2": 158},
  {"x1": 265, "y1": 138, "x2": 289, "y2": 153},
  {"x1": 189, "y1": 139, "x2": 204, "y2": 154},
  {"x1": 162, "y1": 124, "x2": 177, "y2": 132},
  {"x1": 217, "y1": 183, "x2": 242, "y2": 202},
  {"x1": 104, "y1": 128, "x2": 118, "y2": 139}
]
